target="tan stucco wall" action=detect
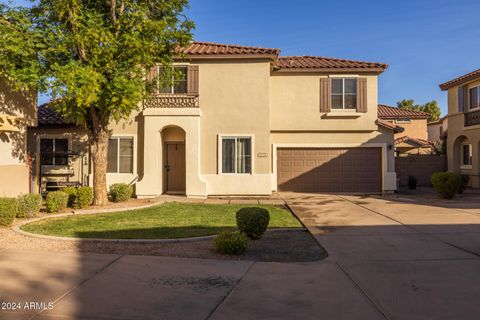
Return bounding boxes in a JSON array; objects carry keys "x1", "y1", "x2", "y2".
[
  {"x1": 428, "y1": 118, "x2": 447, "y2": 143},
  {"x1": 0, "y1": 79, "x2": 37, "y2": 196},
  {"x1": 393, "y1": 119, "x2": 428, "y2": 140},
  {"x1": 269, "y1": 73, "x2": 379, "y2": 131}
]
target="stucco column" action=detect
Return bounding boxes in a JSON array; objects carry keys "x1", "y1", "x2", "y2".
[{"x1": 136, "y1": 116, "x2": 162, "y2": 197}]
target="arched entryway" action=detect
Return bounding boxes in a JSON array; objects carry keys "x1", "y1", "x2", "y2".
[
  {"x1": 161, "y1": 126, "x2": 186, "y2": 194},
  {"x1": 451, "y1": 135, "x2": 469, "y2": 172}
]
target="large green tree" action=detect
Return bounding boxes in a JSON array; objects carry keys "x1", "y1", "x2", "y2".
[
  {"x1": 0, "y1": 0, "x2": 193, "y2": 205},
  {"x1": 397, "y1": 99, "x2": 441, "y2": 122}
]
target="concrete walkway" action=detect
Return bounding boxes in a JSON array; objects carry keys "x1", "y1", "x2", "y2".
[
  {"x1": 283, "y1": 192, "x2": 480, "y2": 320},
  {"x1": 2, "y1": 193, "x2": 480, "y2": 319}
]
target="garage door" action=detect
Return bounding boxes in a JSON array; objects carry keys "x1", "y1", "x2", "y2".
[{"x1": 277, "y1": 148, "x2": 382, "y2": 193}]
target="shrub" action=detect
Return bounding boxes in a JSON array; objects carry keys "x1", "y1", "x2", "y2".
[
  {"x1": 214, "y1": 231, "x2": 249, "y2": 255},
  {"x1": 431, "y1": 172, "x2": 462, "y2": 199},
  {"x1": 458, "y1": 175, "x2": 469, "y2": 194},
  {"x1": 76, "y1": 187, "x2": 93, "y2": 209},
  {"x1": 109, "y1": 183, "x2": 133, "y2": 202},
  {"x1": 408, "y1": 175, "x2": 417, "y2": 190},
  {"x1": 45, "y1": 191, "x2": 69, "y2": 213},
  {"x1": 62, "y1": 187, "x2": 78, "y2": 207},
  {"x1": 0, "y1": 198, "x2": 18, "y2": 226},
  {"x1": 17, "y1": 194, "x2": 42, "y2": 218},
  {"x1": 236, "y1": 207, "x2": 270, "y2": 240}
]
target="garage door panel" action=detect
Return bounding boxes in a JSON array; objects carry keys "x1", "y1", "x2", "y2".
[{"x1": 277, "y1": 147, "x2": 381, "y2": 193}]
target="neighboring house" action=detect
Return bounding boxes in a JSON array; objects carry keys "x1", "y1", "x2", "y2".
[
  {"x1": 27, "y1": 41, "x2": 399, "y2": 197},
  {"x1": 440, "y1": 68, "x2": 480, "y2": 188},
  {"x1": 427, "y1": 115, "x2": 448, "y2": 148},
  {"x1": 377, "y1": 104, "x2": 433, "y2": 156},
  {"x1": 0, "y1": 79, "x2": 37, "y2": 197}
]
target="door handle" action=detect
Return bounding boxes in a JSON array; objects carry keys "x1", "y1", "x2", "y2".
[{"x1": 165, "y1": 164, "x2": 170, "y2": 172}]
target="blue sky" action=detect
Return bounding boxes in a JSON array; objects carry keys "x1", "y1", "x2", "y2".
[
  {"x1": 187, "y1": 0, "x2": 480, "y2": 115},
  {"x1": 12, "y1": 0, "x2": 480, "y2": 114}
]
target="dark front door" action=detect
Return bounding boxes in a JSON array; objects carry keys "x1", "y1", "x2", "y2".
[{"x1": 165, "y1": 143, "x2": 186, "y2": 193}]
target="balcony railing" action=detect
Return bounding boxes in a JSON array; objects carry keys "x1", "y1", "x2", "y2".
[
  {"x1": 144, "y1": 94, "x2": 199, "y2": 108},
  {"x1": 464, "y1": 109, "x2": 480, "y2": 127}
]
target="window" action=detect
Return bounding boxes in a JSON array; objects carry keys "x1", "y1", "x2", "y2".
[
  {"x1": 469, "y1": 86, "x2": 480, "y2": 110},
  {"x1": 40, "y1": 138, "x2": 68, "y2": 166},
  {"x1": 221, "y1": 137, "x2": 252, "y2": 174},
  {"x1": 331, "y1": 78, "x2": 357, "y2": 110},
  {"x1": 395, "y1": 119, "x2": 412, "y2": 124},
  {"x1": 107, "y1": 137, "x2": 134, "y2": 173},
  {"x1": 158, "y1": 66, "x2": 188, "y2": 94},
  {"x1": 462, "y1": 144, "x2": 472, "y2": 167}
]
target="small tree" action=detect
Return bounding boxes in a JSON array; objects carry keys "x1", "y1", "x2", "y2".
[
  {"x1": 397, "y1": 99, "x2": 441, "y2": 122},
  {"x1": 0, "y1": 1, "x2": 193, "y2": 205},
  {"x1": 397, "y1": 99, "x2": 419, "y2": 111}
]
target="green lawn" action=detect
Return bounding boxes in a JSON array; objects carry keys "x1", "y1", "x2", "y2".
[{"x1": 21, "y1": 203, "x2": 302, "y2": 239}]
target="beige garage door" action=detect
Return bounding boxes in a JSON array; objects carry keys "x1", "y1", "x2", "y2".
[{"x1": 277, "y1": 148, "x2": 382, "y2": 193}]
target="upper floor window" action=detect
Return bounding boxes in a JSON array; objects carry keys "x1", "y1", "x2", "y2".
[
  {"x1": 107, "y1": 137, "x2": 134, "y2": 173},
  {"x1": 395, "y1": 118, "x2": 412, "y2": 124},
  {"x1": 159, "y1": 66, "x2": 188, "y2": 94},
  {"x1": 40, "y1": 138, "x2": 68, "y2": 166},
  {"x1": 331, "y1": 78, "x2": 357, "y2": 110},
  {"x1": 462, "y1": 144, "x2": 472, "y2": 167},
  {"x1": 221, "y1": 137, "x2": 252, "y2": 174},
  {"x1": 469, "y1": 86, "x2": 480, "y2": 110}
]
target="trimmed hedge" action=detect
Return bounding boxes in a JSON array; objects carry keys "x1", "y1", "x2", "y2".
[
  {"x1": 109, "y1": 183, "x2": 133, "y2": 202},
  {"x1": 17, "y1": 194, "x2": 42, "y2": 218},
  {"x1": 77, "y1": 187, "x2": 93, "y2": 208},
  {"x1": 62, "y1": 187, "x2": 78, "y2": 207},
  {"x1": 431, "y1": 172, "x2": 462, "y2": 199},
  {"x1": 214, "y1": 231, "x2": 249, "y2": 255},
  {"x1": 236, "y1": 207, "x2": 270, "y2": 240},
  {"x1": 46, "y1": 191, "x2": 69, "y2": 213},
  {"x1": 0, "y1": 198, "x2": 18, "y2": 226}
]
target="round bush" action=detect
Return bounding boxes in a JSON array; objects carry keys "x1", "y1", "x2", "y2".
[
  {"x1": 62, "y1": 187, "x2": 78, "y2": 208},
  {"x1": 76, "y1": 187, "x2": 93, "y2": 209},
  {"x1": 214, "y1": 231, "x2": 249, "y2": 255},
  {"x1": 17, "y1": 194, "x2": 42, "y2": 218},
  {"x1": 45, "y1": 191, "x2": 69, "y2": 213},
  {"x1": 431, "y1": 172, "x2": 462, "y2": 199},
  {"x1": 109, "y1": 183, "x2": 133, "y2": 202},
  {"x1": 0, "y1": 197, "x2": 18, "y2": 226},
  {"x1": 235, "y1": 207, "x2": 270, "y2": 240}
]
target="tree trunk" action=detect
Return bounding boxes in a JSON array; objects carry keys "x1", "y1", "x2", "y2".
[{"x1": 90, "y1": 127, "x2": 110, "y2": 206}]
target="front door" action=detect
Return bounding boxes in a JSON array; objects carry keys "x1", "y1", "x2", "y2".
[{"x1": 165, "y1": 143, "x2": 186, "y2": 194}]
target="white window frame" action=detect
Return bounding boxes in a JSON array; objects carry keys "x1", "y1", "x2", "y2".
[
  {"x1": 395, "y1": 118, "x2": 412, "y2": 124},
  {"x1": 461, "y1": 143, "x2": 473, "y2": 169},
  {"x1": 158, "y1": 64, "x2": 188, "y2": 95},
  {"x1": 218, "y1": 135, "x2": 254, "y2": 175},
  {"x1": 469, "y1": 85, "x2": 480, "y2": 111},
  {"x1": 107, "y1": 136, "x2": 135, "y2": 174},
  {"x1": 330, "y1": 78, "x2": 357, "y2": 110}
]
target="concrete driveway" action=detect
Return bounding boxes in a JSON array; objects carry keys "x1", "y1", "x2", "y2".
[
  {"x1": 1, "y1": 193, "x2": 480, "y2": 320},
  {"x1": 284, "y1": 192, "x2": 480, "y2": 320}
]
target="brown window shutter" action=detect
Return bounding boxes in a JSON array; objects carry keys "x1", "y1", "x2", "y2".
[
  {"x1": 356, "y1": 78, "x2": 367, "y2": 113},
  {"x1": 187, "y1": 65, "x2": 199, "y2": 96},
  {"x1": 147, "y1": 65, "x2": 159, "y2": 95},
  {"x1": 319, "y1": 78, "x2": 331, "y2": 113}
]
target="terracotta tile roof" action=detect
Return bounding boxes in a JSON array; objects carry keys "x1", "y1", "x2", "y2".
[
  {"x1": 376, "y1": 119, "x2": 404, "y2": 133},
  {"x1": 275, "y1": 56, "x2": 388, "y2": 73},
  {"x1": 439, "y1": 69, "x2": 480, "y2": 90},
  {"x1": 180, "y1": 41, "x2": 280, "y2": 57},
  {"x1": 378, "y1": 104, "x2": 430, "y2": 119},
  {"x1": 38, "y1": 103, "x2": 68, "y2": 126},
  {"x1": 394, "y1": 136, "x2": 434, "y2": 147}
]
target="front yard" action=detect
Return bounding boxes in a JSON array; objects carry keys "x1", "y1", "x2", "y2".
[{"x1": 21, "y1": 202, "x2": 302, "y2": 239}]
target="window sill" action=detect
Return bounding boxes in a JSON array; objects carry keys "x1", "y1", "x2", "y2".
[
  {"x1": 460, "y1": 165, "x2": 472, "y2": 170},
  {"x1": 323, "y1": 110, "x2": 363, "y2": 118}
]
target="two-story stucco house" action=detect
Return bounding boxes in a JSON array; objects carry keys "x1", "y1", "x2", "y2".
[
  {"x1": 0, "y1": 79, "x2": 37, "y2": 196},
  {"x1": 440, "y1": 68, "x2": 480, "y2": 188},
  {"x1": 377, "y1": 104, "x2": 433, "y2": 156},
  {"x1": 28, "y1": 42, "x2": 398, "y2": 197}
]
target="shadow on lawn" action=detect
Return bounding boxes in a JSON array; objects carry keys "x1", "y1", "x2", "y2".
[{"x1": 74, "y1": 226, "x2": 237, "y2": 239}]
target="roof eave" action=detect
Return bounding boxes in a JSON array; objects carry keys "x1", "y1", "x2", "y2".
[
  {"x1": 177, "y1": 54, "x2": 279, "y2": 61},
  {"x1": 439, "y1": 72, "x2": 480, "y2": 90},
  {"x1": 273, "y1": 67, "x2": 387, "y2": 74}
]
